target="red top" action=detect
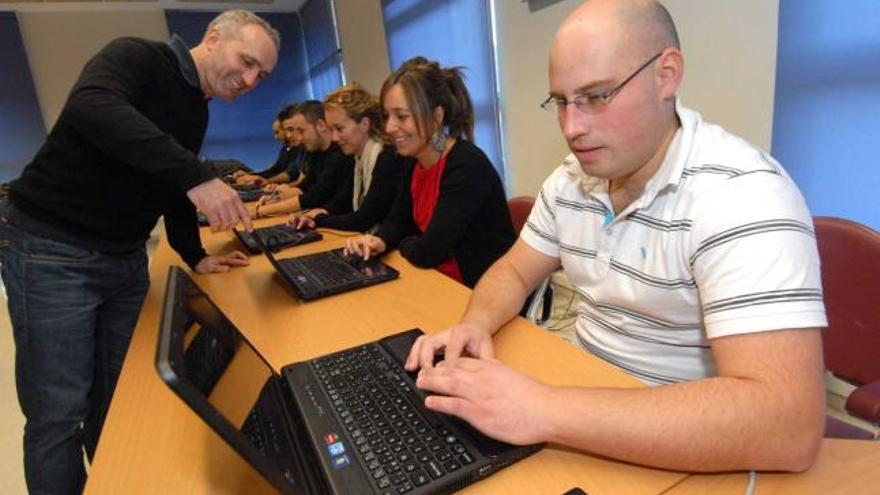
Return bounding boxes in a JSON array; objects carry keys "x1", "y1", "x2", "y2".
[{"x1": 410, "y1": 154, "x2": 463, "y2": 283}]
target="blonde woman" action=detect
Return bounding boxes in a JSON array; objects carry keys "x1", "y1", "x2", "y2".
[{"x1": 288, "y1": 82, "x2": 405, "y2": 232}]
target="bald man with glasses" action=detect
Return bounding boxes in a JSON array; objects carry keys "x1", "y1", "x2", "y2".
[{"x1": 405, "y1": 0, "x2": 827, "y2": 473}]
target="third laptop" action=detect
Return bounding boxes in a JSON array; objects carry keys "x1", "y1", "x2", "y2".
[{"x1": 256, "y1": 235, "x2": 399, "y2": 301}]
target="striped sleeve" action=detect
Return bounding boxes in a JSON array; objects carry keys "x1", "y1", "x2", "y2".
[
  {"x1": 689, "y1": 172, "x2": 827, "y2": 338},
  {"x1": 520, "y1": 165, "x2": 565, "y2": 258}
]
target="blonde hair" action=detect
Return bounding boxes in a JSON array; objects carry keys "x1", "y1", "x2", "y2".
[{"x1": 324, "y1": 82, "x2": 386, "y2": 141}]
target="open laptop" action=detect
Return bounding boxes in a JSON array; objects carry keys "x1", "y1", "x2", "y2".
[
  {"x1": 234, "y1": 225, "x2": 323, "y2": 254},
  {"x1": 256, "y1": 235, "x2": 399, "y2": 301},
  {"x1": 155, "y1": 266, "x2": 541, "y2": 494},
  {"x1": 231, "y1": 182, "x2": 266, "y2": 203}
]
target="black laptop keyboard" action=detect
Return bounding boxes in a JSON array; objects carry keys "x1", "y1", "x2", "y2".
[
  {"x1": 238, "y1": 225, "x2": 321, "y2": 253},
  {"x1": 257, "y1": 226, "x2": 316, "y2": 251},
  {"x1": 313, "y1": 345, "x2": 475, "y2": 494},
  {"x1": 242, "y1": 399, "x2": 275, "y2": 453},
  {"x1": 284, "y1": 253, "x2": 363, "y2": 288},
  {"x1": 241, "y1": 385, "x2": 287, "y2": 458}
]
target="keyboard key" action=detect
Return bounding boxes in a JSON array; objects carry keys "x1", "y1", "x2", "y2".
[
  {"x1": 426, "y1": 460, "x2": 445, "y2": 479},
  {"x1": 410, "y1": 470, "x2": 430, "y2": 487}
]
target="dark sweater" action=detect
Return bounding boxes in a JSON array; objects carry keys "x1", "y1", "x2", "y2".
[
  {"x1": 8, "y1": 36, "x2": 213, "y2": 268},
  {"x1": 376, "y1": 140, "x2": 515, "y2": 288},
  {"x1": 257, "y1": 145, "x2": 305, "y2": 180},
  {"x1": 297, "y1": 143, "x2": 354, "y2": 210},
  {"x1": 315, "y1": 145, "x2": 407, "y2": 232}
]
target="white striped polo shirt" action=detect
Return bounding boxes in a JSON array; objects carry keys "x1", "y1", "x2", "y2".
[{"x1": 521, "y1": 101, "x2": 827, "y2": 385}]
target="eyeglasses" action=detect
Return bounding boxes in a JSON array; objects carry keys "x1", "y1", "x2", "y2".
[{"x1": 540, "y1": 52, "x2": 663, "y2": 114}]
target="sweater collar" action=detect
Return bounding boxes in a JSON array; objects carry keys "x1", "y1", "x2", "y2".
[{"x1": 168, "y1": 34, "x2": 201, "y2": 90}]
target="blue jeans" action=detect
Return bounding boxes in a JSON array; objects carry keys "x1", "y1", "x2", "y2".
[{"x1": 0, "y1": 211, "x2": 149, "y2": 495}]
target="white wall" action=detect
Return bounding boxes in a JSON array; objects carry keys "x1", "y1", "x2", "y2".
[
  {"x1": 665, "y1": 0, "x2": 778, "y2": 152},
  {"x1": 16, "y1": 0, "x2": 780, "y2": 196},
  {"x1": 18, "y1": 10, "x2": 170, "y2": 128},
  {"x1": 333, "y1": 0, "x2": 391, "y2": 95},
  {"x1": 495, "y1": 0, "x2": 779, "y2": 197},
  {"x1": 495, "y1": 0, "x2": 580, "y2": 197}
]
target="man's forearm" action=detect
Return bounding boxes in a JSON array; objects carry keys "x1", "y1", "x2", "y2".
[
  {"x1": 460, "y1": 257, "x2": 537, "y2": 336},
  {"x1": 267, "y1": 172, "x2": 290, "y2": 183},
  {"x1": 540, "y1": 373, "x2": 824, "y2": 472},
  {"x1": 461, "y1": 241, "x2": 561, "y2": 336}
]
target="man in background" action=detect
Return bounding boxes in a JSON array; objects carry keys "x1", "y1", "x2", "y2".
[
  {"x1": 0, "y1": 10, "x2": 278, "y2": 493},
  {"x1": 254, "y1": 100, "x2": 354, "y2": 217},
  {"x1": 234, "y1": 104, "x2": 306, "y2": 186}
]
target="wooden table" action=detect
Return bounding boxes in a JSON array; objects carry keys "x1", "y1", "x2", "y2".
[
  {"x1": 84, "y1": 220, "x2": 880, "y2": 494},
  {"x1": 84, "y1": 221, "x2": 685, "y2": 495},
  {"x1": 660, "y1": 439, "x2": 880, "y2": 495}
]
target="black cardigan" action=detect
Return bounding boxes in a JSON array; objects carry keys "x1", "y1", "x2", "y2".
[
  {"x1": 297, "y1": 143, "x2": 354, "y2": 210},
  {"x1": 376, "y1": 140, "x2": 515, "y2": 287},
  {"x1": 9, "y1": 36, "x2": 212, "y2": 268},
  {"x1": 256, "y1": 145, "x2": 305, "y2": 180},
  {"x1": 315, "y1": 145, "x2": 407, "y2": 232}
]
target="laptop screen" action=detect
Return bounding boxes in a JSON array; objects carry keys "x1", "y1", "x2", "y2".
[
  {"x1": 158, "y1": 267, "x2": 310, "y2": 493},
  {"x1": 173, "y1": 271, "x2": 275, "y2": 431}
]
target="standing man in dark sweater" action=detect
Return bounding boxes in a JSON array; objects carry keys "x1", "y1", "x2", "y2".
[{"x1": 0, "y1": 10, "x2": 278, "y2": 494}]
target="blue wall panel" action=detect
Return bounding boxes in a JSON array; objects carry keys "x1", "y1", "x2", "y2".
[
  {"x1": 381, "y1": 0, "x2": 504, "y2": 180},
  {"x1": 0, "y1": 12, "x2": 47, "y2": 182},
  {"x1": 772, "y1": 0, "x2": 880, "y2": 230}
]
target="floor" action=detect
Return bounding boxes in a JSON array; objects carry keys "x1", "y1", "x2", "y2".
[{"x1": 0, "y1": 286, "x2": 26, "y2": 494}]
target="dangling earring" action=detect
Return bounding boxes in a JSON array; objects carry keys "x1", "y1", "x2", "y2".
[{"x1": 429, "y1": 125, "x2": 448, "y2": 153}]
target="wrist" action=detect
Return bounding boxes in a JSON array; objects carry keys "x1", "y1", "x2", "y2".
[
  {"x1": 459, "y1": 318, "x2": 496, "y2": 339},
  {"x1": 533, "y1": 384, "x2": 563, "y2": 444},
  {"x1": 534, "y1": 383, "x2": 575, "y2": 445}
]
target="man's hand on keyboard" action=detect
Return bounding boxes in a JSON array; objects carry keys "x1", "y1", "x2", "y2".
[
  {"x1": 405, "y1": 323, "x2": 495, "y2": 372},
  {"x1": 415, "y1": 356, "x2": 551, "y2": 446},
  {"x1": 187, "y1": 178, "x2": 253, "y2": 233}
]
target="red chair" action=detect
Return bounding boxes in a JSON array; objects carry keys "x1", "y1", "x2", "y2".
[
  {"x1": 814, "y1": 216, "x2": 880, "y2": 439},
  {"x1": 508, "y1": 196, "x2": 535, "y2": 234}
]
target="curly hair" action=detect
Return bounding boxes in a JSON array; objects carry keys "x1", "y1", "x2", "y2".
[{"x1": 324, "y1": 82, "x2": 385, "y2": 140}]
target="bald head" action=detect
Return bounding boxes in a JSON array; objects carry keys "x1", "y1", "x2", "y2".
[
  {"x1": 554, "y1": 0, "x2": 679, "y2": 63},
  {"x1": 547, "y1": 0, "x2": 684, "y2": 184}
]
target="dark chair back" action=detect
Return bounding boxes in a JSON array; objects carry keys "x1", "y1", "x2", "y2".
[
  {"x1": 508, "y1": 196, "x2": 535, "y2": 234},
  {"x1": 814, "y1": 216, "x2": 880, "y2": 437},
  {"x1": 814, "y1": 216, "x2": 880, "y2": 385}
]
